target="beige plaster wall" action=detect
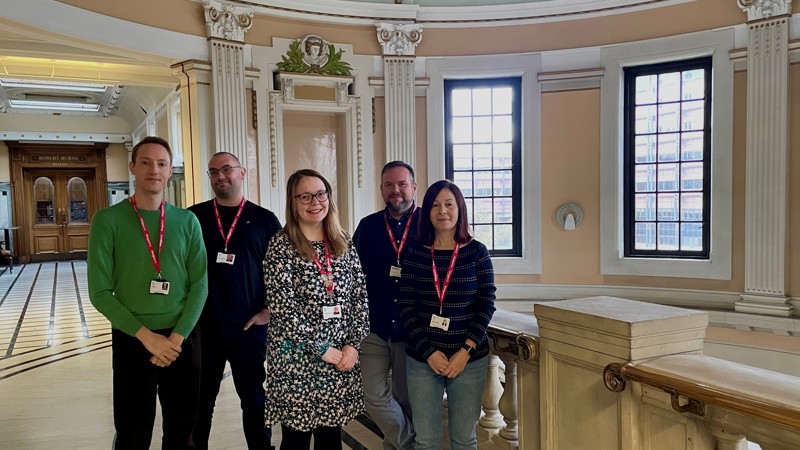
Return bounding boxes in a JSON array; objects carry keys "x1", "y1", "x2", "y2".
[
  {"x1": 0, "y1": 142, "x2": 9, "y2": 183},
  {"x1": 105, "y1": 143, "x2": 129, "y2": 182},
  {"x1": 55, "y1": 0, "x2": 800, "y2": 58},
  {"x1": 420, "y1": 0, "x2": 748, "y2": 56},
  {"x1": 539, "y1": 89, "x2": 601, "y2": 285},
  {"x1": 56, "y1": 0, "x2": 206, "y2": 37},
  {"x1": 789, "y1": 64, "x2": 800, "y2": 297}
]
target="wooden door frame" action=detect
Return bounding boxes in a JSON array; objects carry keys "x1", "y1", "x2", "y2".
[{"x1": 6, "y1": 141, "x2": 108, "y2": 264}]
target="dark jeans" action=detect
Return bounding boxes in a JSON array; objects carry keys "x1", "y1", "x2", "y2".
[
  {"x1": 111, "y1": 327, "x2": 200, "y2": 450},
  {"x1": 193, "y1": 321, "x2": 271, "y2": 450},
  {"x1": 279, "y1": 425, "x2": 342, "y2": 450}
]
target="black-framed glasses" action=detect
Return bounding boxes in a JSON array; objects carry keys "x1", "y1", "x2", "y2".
[
  {"x1": 295, "y1": 191, "x2": 329, "y2": 205},
  {"x1": 208, "y1": 165, "x2": 241, "y2": 178}
]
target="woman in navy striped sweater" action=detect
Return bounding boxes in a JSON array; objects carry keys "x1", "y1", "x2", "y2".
[{"x1": 398, "y1": 180, "x2": 496, "y2": 450}]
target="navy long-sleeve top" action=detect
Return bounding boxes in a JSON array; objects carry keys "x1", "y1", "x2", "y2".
[
  {"x1": 398, "y1": 239, "x2": 496, "y2": 362},
  {"x1": 189, "y1": 200, "x2": 281, "y2": 324},
  {"x1": 353, "y1": 205, "x2": 420, "y2": 342}
]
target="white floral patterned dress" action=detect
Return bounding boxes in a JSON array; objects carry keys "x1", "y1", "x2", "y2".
[{"x1": 263, "y1": 230, "x2": 370, "y2": 432}]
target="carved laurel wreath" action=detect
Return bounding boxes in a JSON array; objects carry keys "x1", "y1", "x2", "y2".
[{"x1": 276, "y1": 40, "x2": 353, "y2": 76}]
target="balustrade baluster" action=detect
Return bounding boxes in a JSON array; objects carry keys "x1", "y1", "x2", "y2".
[
  {"x1": 496, "y1": 353, "x2": 519, "y2": 446},
  {"x1": 711, "y1": 429, "x2": 748, "y2": 450}
]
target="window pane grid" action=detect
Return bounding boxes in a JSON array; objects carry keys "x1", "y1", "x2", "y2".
[
  {"x1": 445, "y1": 78, "x2": 521, "y2": 256},
  {"x1": 625, "y1": 57, "x2": 711, "y2": 258}
]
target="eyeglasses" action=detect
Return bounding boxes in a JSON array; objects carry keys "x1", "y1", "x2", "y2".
[
  {"x1": 295, "y1": 191, "x2": 329, "y2": 205},
  {"x1": 207, "y1": 165, "x2": 241, "y2": 178}
]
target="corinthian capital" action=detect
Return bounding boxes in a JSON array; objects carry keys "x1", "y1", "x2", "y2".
[
  {"x1": 376, "y1": 23, "x2": 423, "y2": 56},
  {"x1": 738, "y1": 0, "x2": 791, "y2": 21},
  {"x1": 202, "y1": 0, "x2": 254, "y2": 41}
]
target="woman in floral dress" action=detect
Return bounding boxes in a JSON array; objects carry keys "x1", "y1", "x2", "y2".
[{"x1": 263, "y1": 169, "x2": 370, "y2": 450}]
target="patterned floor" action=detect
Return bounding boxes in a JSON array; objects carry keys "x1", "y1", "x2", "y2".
[
  {"x1": 0, "y1": 261, "x2": 110, "y2": 377},
  {"x1": 0, "y1": 261, "x2": 383, "y2": 449}
]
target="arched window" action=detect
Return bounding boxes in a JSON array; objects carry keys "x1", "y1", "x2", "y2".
[
  {"x1": 67, "y1": 177, "x2": 88, "y2": 223},
  {"x1": 33, "y1": 177, "x2": 55, "y2": 224}
]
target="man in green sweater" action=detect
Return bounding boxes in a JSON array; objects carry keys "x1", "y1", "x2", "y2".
[{"x1": 88, "y1": 136, "x2": 208, "y2": 449}]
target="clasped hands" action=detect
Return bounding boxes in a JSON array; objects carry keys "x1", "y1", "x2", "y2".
[
  {"x1": 427, "y1": 349, "x2": 469, "y2": 378},
  {"x1": 136, "y1": 327, "x2": 184, "y2": 368},
  {"x1": 321, "y1": 344, "x2": 359, "y2": 371}
]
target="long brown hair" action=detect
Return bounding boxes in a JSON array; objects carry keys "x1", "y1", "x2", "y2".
[
  {"x1": 284, "y1": 169, "x2": 348, "y2": 260},
  {"x1": 416, "y1": 180, "x2": 472, "y2": 245}
]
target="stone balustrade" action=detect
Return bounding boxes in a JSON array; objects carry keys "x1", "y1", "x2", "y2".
[{"x1": 476, "y1": 297, "x2": 800, "y2": 450}]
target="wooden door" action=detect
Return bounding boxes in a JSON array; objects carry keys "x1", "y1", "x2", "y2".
[{"x1": 27, "y1": 169, "x2": 93, "y2": 261}]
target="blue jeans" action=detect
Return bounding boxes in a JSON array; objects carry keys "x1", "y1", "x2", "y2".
[{"x1": 406, "y1": 356, "x2": 488, "y2": 450}]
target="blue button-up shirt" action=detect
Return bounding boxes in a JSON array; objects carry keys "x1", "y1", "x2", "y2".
[{"x1": 353, "y1": 205, "x2": 419, "y2": 342}]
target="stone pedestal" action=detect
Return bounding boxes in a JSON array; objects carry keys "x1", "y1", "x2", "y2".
[{"x1": 535, "y1": 296, "x2": 708, "y2": 450}]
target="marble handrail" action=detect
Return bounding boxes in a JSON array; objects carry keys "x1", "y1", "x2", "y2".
[
  {"x1": 486, "y1": 309, "x2": 539, "y2": 362},
  {"x1": 603, "y1": 354, "x2": 800, "y2": 430}
]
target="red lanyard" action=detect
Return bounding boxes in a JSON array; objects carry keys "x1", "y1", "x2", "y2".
[
  {"x1": 312, "y1": 240, "x2": 334, "y2": 295},
  {"x1": 384, "y1": 205, "x2": 416, "y2": 265},
  {"x1": 431, "y1": 243, "x2": 459, "y2": 314},
  {"x1": 130, "y1": 196, "x2": 165, "y2": 279},
  {"x1": 213, "y1": 197, "x2": 246, "y2": 252}
]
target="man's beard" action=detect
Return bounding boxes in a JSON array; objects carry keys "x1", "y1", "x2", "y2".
[
  {"x1": 213, "y1": 182, "x2": 234, "y2": 198},
  {"x1": 387, "y1": 198, "x2": 410, "y2": 214}
]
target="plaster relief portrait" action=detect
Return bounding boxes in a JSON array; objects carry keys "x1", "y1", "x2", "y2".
[{"x1": 301, "y1": 35, "x2": 329, "y2": 69}]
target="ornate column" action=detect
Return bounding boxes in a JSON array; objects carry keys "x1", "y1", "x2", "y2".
[
  {"x1": 202, "y1": 0, "x2": 253, "y2": 196},
  {"x1": 376, "y1": 23, "x2": 422, "y2": 168},
  {"x1": 736, "y1": 0, "x2": 792, "y2": 316}
]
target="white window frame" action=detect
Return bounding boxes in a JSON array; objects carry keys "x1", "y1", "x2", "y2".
[
  {"x1": 600, "y1": 29, "x2": 735, "y2": 279},
  {"x1": 427, "y1": 53, "x2": 542, "y2": 274}
]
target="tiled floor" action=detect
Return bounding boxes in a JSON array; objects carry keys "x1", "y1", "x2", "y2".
[{"x1": 0, "y1": 261, "x2": 383, "y2": 449}]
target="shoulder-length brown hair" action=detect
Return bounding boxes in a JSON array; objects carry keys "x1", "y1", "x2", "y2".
[
  {"x1": 284, "y1": 169, "x2": 348, "y2": 260},
  {"x1": 416, "y1": 180, "x2": 472, "y2": 245}
]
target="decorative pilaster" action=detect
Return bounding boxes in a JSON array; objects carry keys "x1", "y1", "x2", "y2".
[
  {"x1": 202, "y1": 0, "x2": 253, "y2": 196},
  {"x1": 376, "y1": 23, "x2": 422, "y2": 168},
  {"x1": 125, "y1": 143, "x2": 135, "y2": 192},
  {"x1": 736, "y1": 0, "x2": 792, "y2": 316},
  {"x1": 171, "y1": 61, "x2": 215, "y2": 205}
]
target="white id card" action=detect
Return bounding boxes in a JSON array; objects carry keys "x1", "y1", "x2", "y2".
[
  {"x1": 429, "y1": 314, "x2": 450, "y2": 331},
  {"x1": 389, "y1": 265, "x2": 402, "y2": 278},
  {"x1": 322, "y1": 305, "x2": 342, "y2": 319},
  {"x1": 150, "y1": 280, "x2": 171, "y2": 295},
  {"x1": 216, "y1": 252, "x2": 236, "y2": 265}
]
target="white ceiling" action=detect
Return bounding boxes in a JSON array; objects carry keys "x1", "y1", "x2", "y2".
[{"x1": 0, "y1": 27, "x2": 175, "y2": 129}]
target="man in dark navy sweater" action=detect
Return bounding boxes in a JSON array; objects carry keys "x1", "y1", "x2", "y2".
[
  {"x1": 353, "y1": 161, "x2": 419, "y2": 450},
  {"x1": 189, "y1": 152, "x2": 281, "y2": 450}
]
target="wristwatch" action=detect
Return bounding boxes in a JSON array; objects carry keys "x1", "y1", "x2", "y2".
[{"x1": 461, "y1": 343, "x2": 476, "y2": 355}]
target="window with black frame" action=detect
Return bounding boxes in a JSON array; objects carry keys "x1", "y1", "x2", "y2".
[
  {"x1": 624, "y1": 57, "x2": 711, "y2": 258},
  {"x1": 444, "y1": 77, "x2": 522, "y2": 257}
]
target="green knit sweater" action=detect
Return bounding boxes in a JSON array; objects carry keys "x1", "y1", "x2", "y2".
[{"x1": 87, "y1": 199, "x2": 208, "y2": 338}]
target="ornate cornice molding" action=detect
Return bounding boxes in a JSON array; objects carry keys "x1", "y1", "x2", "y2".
[
  {"x1": 376, "y1": 23, "x2": 423, "y2": 56},
  {"x1": 202, "y1": 0, "x2": 254, "y2": 42},
  {"x1": 737, "y1": 0, "x2": 791, "y2": 21}
]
